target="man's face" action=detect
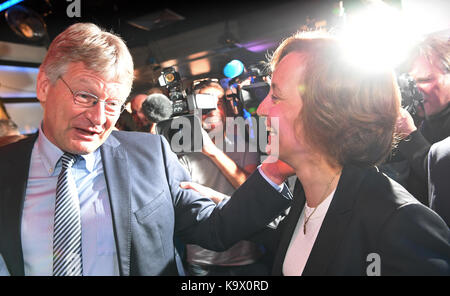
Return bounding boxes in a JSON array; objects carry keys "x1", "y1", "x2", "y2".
[
  {"x1": 37, "y1": 62, "x2": 128, "y2": 154},
  {"x1": 410, "y1": 54, "x2": 450, "y2": 116},
  {"x1": 200, "y1": 87, "x2": 226, "y2": 132},
  {"x1": 130, "y1": 94, "x2": 150, "y2": 129}
]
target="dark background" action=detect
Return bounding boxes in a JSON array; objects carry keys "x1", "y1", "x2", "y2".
[{"x1": 0, "y1": 0, "x2": 358, "y2": 83}]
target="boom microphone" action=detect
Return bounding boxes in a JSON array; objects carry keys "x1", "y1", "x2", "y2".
[{"x1": 141, "y1": 93, "x2": 173, "y2": 123}]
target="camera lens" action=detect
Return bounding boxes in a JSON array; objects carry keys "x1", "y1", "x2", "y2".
[{"x1": 165, "y1": 73, "x2": 175, "y2": 83}]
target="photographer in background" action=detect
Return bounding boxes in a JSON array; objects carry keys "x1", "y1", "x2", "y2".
[
  {"x1": 178, "y1": 79, "x2": 266, "y2": 276},
  {"x1": 129, "y1": 87, "x2": 167, "y2": 132},
  {"x1": 129, "y1": 92, "x2": 150, "y2": 131},
  {"x1": 394, "y1": 34, "x2": 450, "y2": 205}
]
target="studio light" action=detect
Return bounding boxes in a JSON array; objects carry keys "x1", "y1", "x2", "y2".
[
  {"x1": 338, "y1": 1, "x2": 418, "y2": 72},
  {"x1": 5, "y1": 4, "x2": 48, "y2": 42}
]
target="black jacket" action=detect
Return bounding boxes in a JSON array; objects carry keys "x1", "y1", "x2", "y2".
[
  {"x1": 397, "y1": 104, "x2": 450, "y2": 204},
  {"x1": 428, "y1": 137, "x2": 450, "y2": 228},
  {"x1": 257, "y1": 165, "x2": 450, "y2": 275}
]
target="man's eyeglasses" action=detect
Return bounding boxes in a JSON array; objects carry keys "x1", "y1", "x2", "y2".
[{"x1": 58, "y1": 76, "x2": 125, "y2": 116}]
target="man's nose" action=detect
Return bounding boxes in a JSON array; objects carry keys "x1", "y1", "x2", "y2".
[
  {"x1": 86, "y1": 101, "x2": 107, "y2": 126},
  {"x1": 416, "y1": 82, "x2": 431, "y2": 95}
]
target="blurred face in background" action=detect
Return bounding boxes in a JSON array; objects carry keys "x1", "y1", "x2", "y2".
[
  {"x1": 199, "y1": 86, "x2": 226, "y2": 132},
  {"x1": 410, "y1": 53, "x2": 450, "y2": 117},
  {"x1": 131, "y1": 94, "x2": 150, "y2": 129}
]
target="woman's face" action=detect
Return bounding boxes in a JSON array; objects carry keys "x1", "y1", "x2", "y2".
[{"x1": 257, "y1": 52, "x2": 309, "y2": 164}]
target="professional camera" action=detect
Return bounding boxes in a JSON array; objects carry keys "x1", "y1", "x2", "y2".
[
  {"x1": 156, "y1": 67, "x2": 217, "y2": 154},
  {"x1": 225, "y1": 62, "x2": 271, "y2": 154},
  {"x1": 227, "y1": 62, "x2": 270, "y2": 116},
  {"x1": 397, "y1": 73, "x2": 425, "y2": 117},
  {"x1": 158, "y1": 67, "x2": 217, "y2": 116}
]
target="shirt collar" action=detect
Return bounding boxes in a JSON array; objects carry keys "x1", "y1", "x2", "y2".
[
  {"x1": 37, "y1": 122, "x2": 97, "y2": 175},
  {"x1": 37, "y1": 123, "x2": 63, "y2": 176},
  {"x1": 80, "y1": 150, "x2": 97, "y2": 173}
]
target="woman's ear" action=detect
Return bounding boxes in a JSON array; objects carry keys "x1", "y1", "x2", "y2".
[{"x1": 36, "y1": 70, "x2": 50, "y2": 107}]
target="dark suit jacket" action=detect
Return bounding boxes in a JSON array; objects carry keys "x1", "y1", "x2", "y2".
[
  {"x1": 258, "y1": 165, "x2": 450, "y2": 275},
  {"x1": 428, "y1": 137, "x2": 450, "y2": 228},
  {"x1": 0, "y1": 131, "x2": 291, "y2": 276},
  {"x1": 397, "y1": 105, "x2": 450, "y2": 205}
]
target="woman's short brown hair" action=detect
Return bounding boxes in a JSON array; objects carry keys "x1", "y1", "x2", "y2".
[{"x1": 270, "y1": 32, "x2": 401, "y2": 167}]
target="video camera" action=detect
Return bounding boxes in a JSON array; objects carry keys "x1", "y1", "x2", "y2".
[
  {"x1": 158, "y1": 67, "x2": 217, "y2": 116},
  {"x1": 156, "y1": 67, "x2": 218, "y2": 154},
  {"x1": 224, "y1": 62, "x2": 271, "y2": 155},
  {"x1": 226, "y1": 62, "x2": 271, "y2": 116},
  {"x1": 397, "y1": 73, "x2": 425, "y2": 118}
]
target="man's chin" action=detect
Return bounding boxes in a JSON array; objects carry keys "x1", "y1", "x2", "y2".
[{"x1": 66, "y1": 140, "x2": 102, "y2": 155}]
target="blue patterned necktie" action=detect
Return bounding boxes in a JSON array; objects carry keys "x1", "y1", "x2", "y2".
[{"x1": 53, "y1": 152, "x2": 83, "y2": 276}]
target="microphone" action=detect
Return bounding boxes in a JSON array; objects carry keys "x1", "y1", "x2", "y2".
[{"x1": 141, "y1": 93, "x2": 173, "y2": 123}]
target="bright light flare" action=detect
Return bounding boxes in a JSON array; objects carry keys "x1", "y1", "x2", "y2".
[
  {"x1": 402, "y1": 0, "x2": 450, "y2": 37},
  {"x1": 339, "y1": 2, "x2": 419, "y2": 72}
]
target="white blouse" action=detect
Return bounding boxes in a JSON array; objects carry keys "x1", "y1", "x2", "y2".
[{"x1": 282, "y1": 189, "x2": 336, "y2": 276}]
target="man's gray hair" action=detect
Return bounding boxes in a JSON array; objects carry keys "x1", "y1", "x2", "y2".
[{"x1": 40, "y1": 23, "x2": 134, "y2": 98}]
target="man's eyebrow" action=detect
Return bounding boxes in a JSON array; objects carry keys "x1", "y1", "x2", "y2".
[
  {"x1": 73, "y1": 78, "x2": 97, "y2": 91},
  {"x1": 415, "y1": 74, "x2": 434, "y2": 81},
  {"x1": 75, "y1": 77, "x2": 124, "y2": 100},
  {"x1": 77, "y1": 77, "x2": 93, "y2": 84}
]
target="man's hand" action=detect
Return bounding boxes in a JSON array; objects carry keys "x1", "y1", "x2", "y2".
[
  {"x1": 180, "y1": 182, "x2": 230, "y2": 204},
  {"x1": 396, "y1": 108, "x2": 418, "y2": 139},
  {"x1": 200, "y1": 127, "x2": 218, "y2": 156},
  {"x1": 199, "y1": 127, "x2": 255, "y2": 188},
  {"x1": 261, "y1": 156, "x2": 295, "y2": 186}
]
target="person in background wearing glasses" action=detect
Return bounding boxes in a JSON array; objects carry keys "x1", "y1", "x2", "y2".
[
  {"x1": 0, "y1": 23, "x2": 292, "y2": 276},
  {"x1": 393, "y1": 34, "x2": 450, "y2": 205}
]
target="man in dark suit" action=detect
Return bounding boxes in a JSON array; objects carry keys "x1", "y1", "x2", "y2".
[
  {"x1": 428, "y1": 136, "x2": 450, "y2": 227},
  {"x1": 0, "y1": 23, "x2": 291, "y2": 276}
]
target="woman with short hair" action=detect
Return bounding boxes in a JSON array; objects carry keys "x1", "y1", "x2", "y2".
[{"x1": 256, "y1": 33, "x2": 449, "y2": 276}]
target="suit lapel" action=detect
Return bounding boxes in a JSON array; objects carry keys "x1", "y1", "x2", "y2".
[
  {"x1": 100, "y1": 133, "x2": 131, "y2": 276},
  {"x1": 0, "y1": 134, "x2": 38, "y2": 276},
  {"x1": 302, "y1": 165, "x2": 365, "y2": 275}
]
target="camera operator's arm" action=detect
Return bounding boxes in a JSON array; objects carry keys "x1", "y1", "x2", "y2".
[
  {"x1": 201, "y1": 129, "x2": 257, "y2": 189},
  {"x1": 396, "y1": 108, "x2": 431, "y2": 180},
  {"x1": 396, "y1": 108, "x2": 418, "y2": 137}
]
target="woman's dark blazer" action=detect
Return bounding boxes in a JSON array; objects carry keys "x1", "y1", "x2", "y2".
[{"x1": 259, "y1": 165, "x2": 450, "y2": 276}]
